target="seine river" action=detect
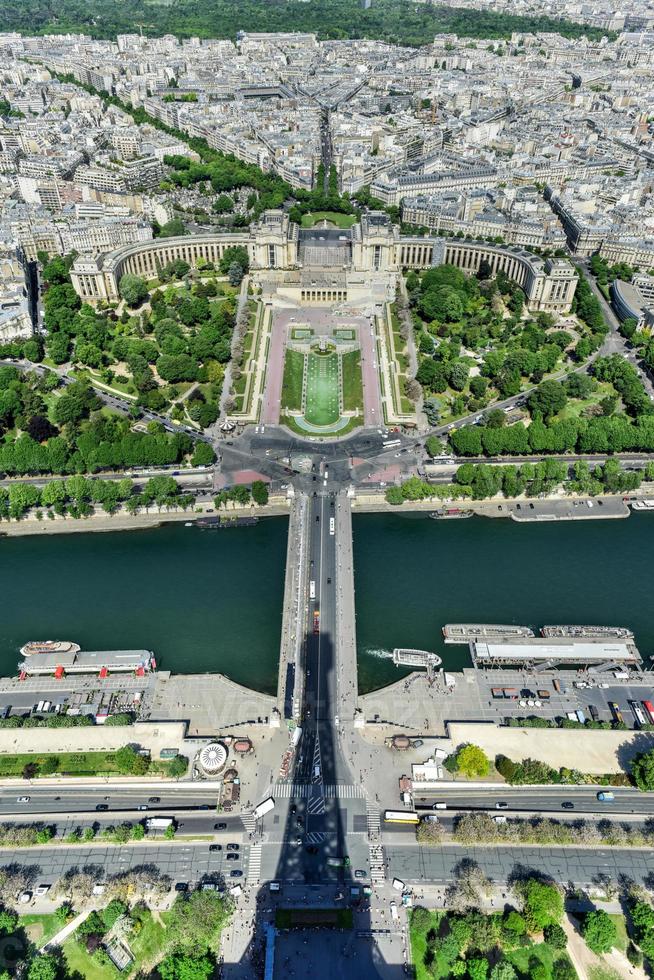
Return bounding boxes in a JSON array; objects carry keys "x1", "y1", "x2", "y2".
[
  {"x1": 0, "y1": 521, "x2": 288, "y2": 695},
  {"x1": 2, "y1": 513, "x2": 654, "y2": 696},
  {"x1": 353, "y1": 512, "x2": 654, "y2": 693}
]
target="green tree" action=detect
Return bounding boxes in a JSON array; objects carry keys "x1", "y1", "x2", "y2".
[
  {"x1": 158, "y1": 954, "x2": 215, "y2": 980},
  {"x1": 504, "y1": 911, "x2": 527, "y2": 935},
  {"x1": 192, "y1": 443, "x2": 216, "y2": 466},
  {"x1": 101, "y1": 899, "x2": 128, "y2": 930},
  {"x1": 528, "y1": 380, "x2": 567, "y2": 420},
  {"x1": 425, "y1": 436, "x2": 442, "y2": 457},
  {"x1": 119, "y1": 274, "x2": 149, "y2": 307},
  {"x1": 385, "y1": 486, "x2": 404, "y2": 505},
  {"x1": 55, "y1": 903, "x2": 73, "y2": 924},
  {"x1": 27, "y1": 954, "x2": 59, "y2": 980},
  {"x1": 166, "y1": 890, "x2": 230, "y2": 953},
  {"x1": 543, "y1": 923, "x2": 567, "y2": 949},
  {"x1": 581, "y1": 909, "x2": 617, "y2": 954},
  {"x1": 251, "y1": 480, "x2": 269, "y2": 505},
  {"x1": 219, "y1": 246, "x2": 249, "y2": 275},
  {"x1": 519, "y1": 879, "x2": 563, "y2": 931},
  {"x1": 0, "y1": 908, "x2": 17, "y2": 933},
  {"x1": 453, "y1": 744, "x2": 490, "y2": 778},
  {"x1": 167, "y1": 755, "x2": 189, "y2": 778},
  {"x1": 489, "y1": 962, "x2": 517, "y2": 980},
  {"x1": 159, "y1": 218, "x2": 187, "y2": 238},
  {"x1": 114, "y1": 745, "x2": 149, "y2": 775},
  {"x1": 104, "y1": 712, "x2": 134, "y2": 726},
  {"x1": 468, "y1": 958, "x2": 489, "y2": 980},
  {"x1": 631, "y1": 748, "x2": 654, "y2": 790}
]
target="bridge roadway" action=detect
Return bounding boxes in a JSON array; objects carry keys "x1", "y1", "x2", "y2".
[{"x1": 271, "y1": 487, "x2": 369, "y2": 886}]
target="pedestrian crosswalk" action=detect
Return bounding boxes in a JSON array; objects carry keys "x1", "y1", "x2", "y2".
[
  {"x1": 240, "y1": 812, "x2": 257, "y2": 834},
  {"x1": 305, "y1": 831, "x2": 327, "y2": 844},
  {"x1": 366, "y1": 801, "x2": 386, "y2": 885},
  {"x1": 247, "y1": 843, "x2": 262, "y2": 884},
  {"x1": 273, "y1": 782, "x2": 364, "y2": 799}
]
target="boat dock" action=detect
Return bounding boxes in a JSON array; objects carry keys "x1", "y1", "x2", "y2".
[
  {"x1": 471, "y1": 636, "x2": 641, "y2": 668},
  {"x1": 442, "y1": 624, "x2": 535, "y2": 645},
  {"x1": 18, "y1": 649, "x2": 155, "y2": 677}
]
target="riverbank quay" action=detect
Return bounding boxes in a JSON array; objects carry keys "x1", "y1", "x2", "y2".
[
  {"x1": 352, "y1": 490, "x2": 637, "y2": 520},
  {"x1": 356, "y1": 663, "x2": 654, "y2": 741},
  {"x1": 0, "y1": 670, "x2": 278, "y2": 736},
  {"x1": 0, "y1": 496, "x2": 291, "y2": 536}
]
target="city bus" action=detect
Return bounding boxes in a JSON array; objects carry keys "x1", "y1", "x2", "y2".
[
  {"x1": 309, "y1": 580, "x2": 316, "y2": 600},
  {"x1": 382, "y1": 439, "x2": 401, "y2": 450},
  {"x1": 384, "y1": 810, "x2": 420, "y2": 825},
  {"x1": 642, "y1": 700, "x2": 654, "y2": 724},
  {"x1": 329, "y1": 517, "x2": 335, "y2": 535},
  {"x1": 630, "y1": 701, "x2": 647, "y2": 727},
  {"x1": 608, "y1": 701, "x2": 624, "y2": 725}
]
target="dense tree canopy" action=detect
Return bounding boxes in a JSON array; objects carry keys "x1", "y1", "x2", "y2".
[{"x1": 3, "y1": 0, "x2": 607, "y2": 45}]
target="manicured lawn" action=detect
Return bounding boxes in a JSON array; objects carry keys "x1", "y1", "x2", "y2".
[
  {"x1": 0, "y1": 751, "x2": 120, "y2": 777},
  {"x1": 507, "y1": 941, "x2": 555, "y2": 975},
  {"x1": 334, "y1": 328, "x2": 355, "y2": 341},
  {"x1": 63, "y1": 938, "x2": 119, "y2": 980},
  {"x1": 607, "y1": 913, "x2": 628, "y2": 952},
  {"x1": 300, "y1": 211, "x2": 357, "y2": 229},
  {"x1": 341, "y1": 350, "x2": 363, "y2": 412},
  {"x1": 556, "y1": 381, "x2": 615, "y2": 420},
  {"x1": 129, "y1": 908, "x2": 172, "y2": 972},
  {"x1": 281, "y1": 349, "x2": 305, "y2": 412},
  {"x1": 305, "y1": 350, "x2": 340, "y2": 426},
  {"x1": 409, "y1": 909, "x2": 443, "y2": 980},
  {"x1": 20, "y1": 913, "x2": 61, "y2": 945}
]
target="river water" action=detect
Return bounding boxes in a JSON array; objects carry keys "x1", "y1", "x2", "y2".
[
  {"x1": 353, "y1": 512, "x2": 654, "y2": 693},
  {"x1": 2, "y1": 512, "x2": 653, "y2": 697},
  {"x1": 0, "y1": 521, "x2": 288, "y2": 695}
]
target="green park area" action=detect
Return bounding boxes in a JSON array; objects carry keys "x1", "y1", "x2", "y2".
[
  {"x1": 281, "y1": 342, "x2": 364, "y2": 432},
  {"x1": 300, "y1": 211, "x2": 357, "y2": 229},
  {"x1": 0, "y1": 751, "x2": 119, "y2": 778},
  {"x1": 5, "y1": 887, "x2": 233, "y2": 980},
  {"x1": 281, "y1": 348, "x2": 305, "y2": 412},
  {"x1": 341, "y1": 349, "x2": 363, "y2": 412},
  {"x1": 305, "y1": 350, "x2": 340, "y2": 425},
  {"x1": 0, "y1": 744, "x2": 188, "y2": 780},
  {"x1": 409, "y1": 900, "x2": 576, "y2": 980}
]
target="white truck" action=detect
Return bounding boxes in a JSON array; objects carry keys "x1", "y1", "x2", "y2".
[
  {"x1": 145, "y1": 817, "x2": 174, "y2": 832},
  {"x1": 253, "y1": 797, "x2": 275, "y2": 819}
]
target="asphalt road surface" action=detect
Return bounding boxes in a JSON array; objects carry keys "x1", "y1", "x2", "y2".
[
  {"x1": 386, "y1": 842, "x2": 653, "y2": 889},
  {"x1": 409, "y1": 784, "x2": 654, "y2": 816}
]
